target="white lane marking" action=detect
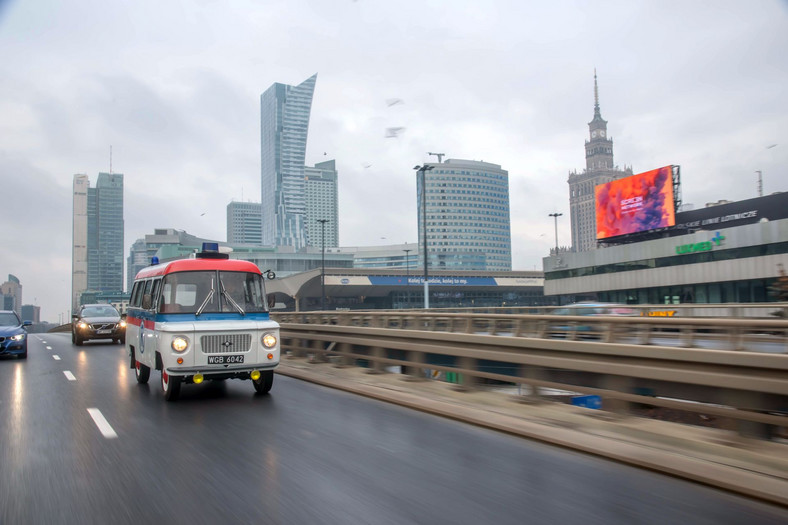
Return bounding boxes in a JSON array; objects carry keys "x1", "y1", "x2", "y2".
[
  {"x1": 64, "y1": 371, "x2": 76, "y2": 381},
  {"x1": 87, "y1": 408, "x2": 118, "y2": 439},
  {"x1": 53, "y1": 355, "x2": 61, "y2": 360},
  {"x1": 46, "y1": 346, "x2": 52, "y2": 350}
]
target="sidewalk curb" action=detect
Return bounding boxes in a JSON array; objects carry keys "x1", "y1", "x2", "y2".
[{"x1": 276, "y1": 363, "x2": 788, "y2": 508}]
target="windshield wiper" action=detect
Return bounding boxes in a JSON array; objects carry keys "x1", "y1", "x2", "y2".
[
  {"x1": 196, "y1": 278, "x2": 215, "y2": 316},
  {"x1": 220, "y1": 280, "x2": 245, "y2": 315}
]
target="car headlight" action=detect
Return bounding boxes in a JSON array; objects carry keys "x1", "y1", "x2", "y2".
[
  {"x1": 261, "y1": 333, "x2": 277, "y2": 348},
  {"x1": 171, "y1": 336, "x2": 189, "y2": 352},
  {"x1": 10, "y1": 333, "x2": 25, "y2": 342},
  {"x1": 78, "y1": 321, "x2": 88, "y2": 329},
  {"x1": 119, "y1": 320, "x2": 127, "y2": 328}
]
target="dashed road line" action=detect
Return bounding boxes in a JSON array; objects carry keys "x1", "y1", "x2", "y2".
[
  {"x1": 46, "y1": 346, "x2": 52, "y2": 350},
  {"x1": 64, "y1": 371, "x2": 76, "y2": 381},
  {"x1": 87, "y1": 408, "x2": 118, "y2": 439},
  {"x1": 53, "y1": 355, "x2": 61, "y2": 360}
]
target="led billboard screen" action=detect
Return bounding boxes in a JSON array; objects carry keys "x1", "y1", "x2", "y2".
[{"x1": 595, "y1": 165, "x2": 676, "y2": 240}]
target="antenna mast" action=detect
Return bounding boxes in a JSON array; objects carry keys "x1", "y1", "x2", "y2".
[{"x1": 109, "y1": 145, "x2": 113, "y2": 174}]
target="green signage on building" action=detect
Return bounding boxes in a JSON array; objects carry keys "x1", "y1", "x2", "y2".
[{"x1": 675, "y1": 232, "x2": 725, "y2": 255}]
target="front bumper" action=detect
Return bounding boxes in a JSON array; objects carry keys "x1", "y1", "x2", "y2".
[
  {"x1": 164, "y1": 362, "x2": 279, "y2": 377},
  {"x1": 0, "y1": 339, "x2": 27, "y2": 356},
  {"x1": 76, "y1": 327, "x2": 125, "y2": 340}
]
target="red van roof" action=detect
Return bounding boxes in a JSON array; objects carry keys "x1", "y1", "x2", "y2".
[{"x1": 134, "y1": 258, "x2": 262, "y2": 280}]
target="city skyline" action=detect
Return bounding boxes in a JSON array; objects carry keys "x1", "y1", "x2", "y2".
[{"x1": 1, "y1": 0, "x2": 786, "y2": 321}]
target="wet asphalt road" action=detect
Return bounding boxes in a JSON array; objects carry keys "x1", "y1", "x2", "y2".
[{"x1": 1, "y1": 333, "x2": 786, "y2": 525}]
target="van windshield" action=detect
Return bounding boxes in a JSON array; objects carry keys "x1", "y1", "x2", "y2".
[{"x1": 158, "y1": 270, "x2": 266, "y2": 314}]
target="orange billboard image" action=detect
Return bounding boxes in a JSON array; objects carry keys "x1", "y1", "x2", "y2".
[{"x1": 595, "y1": 165, "x2": 676, "y2": 240}]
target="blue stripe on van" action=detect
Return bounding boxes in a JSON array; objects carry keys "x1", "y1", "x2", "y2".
[{"x1": 127, "y1": 309, "x2": 271, "y2": 323}]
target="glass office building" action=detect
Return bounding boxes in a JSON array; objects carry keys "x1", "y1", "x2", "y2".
[
  {"x1": 88, "y1": 173, "x2": 124, "y2": 294},
  {"x1": 304, "y1": 160, "x2": 339, "y2": 249},
  {"x1": 227, "y1": 201, "x2": 263, "y2": 245},
  {"x1": 260, "y1": 74, "x2": 317, "y2": 250},
  {"x1": 418, "y1": 159, "x2": 512, "y2": 271}
]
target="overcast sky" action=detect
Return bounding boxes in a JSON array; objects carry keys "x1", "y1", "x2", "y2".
[{"x1": 1, "y1": 0, "x2": 786, "y2": 322}]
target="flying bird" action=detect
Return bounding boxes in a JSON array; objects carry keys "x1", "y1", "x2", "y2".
[
  {"x1": 385, "y1": 127, "x2": 406, "y2": 138},
  {"x1": 386, "y1": 98, "x2": 404, "y2": 107}
]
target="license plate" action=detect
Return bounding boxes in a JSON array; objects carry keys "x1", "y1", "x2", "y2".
[
  {"x1": 207, "y1": 355, "x2": 244, "y2": 364},
  {"x1": 96, "y1": 329, "x2": 111, "y2": 335}
]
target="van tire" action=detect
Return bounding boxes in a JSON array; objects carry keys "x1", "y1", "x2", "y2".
[
  {"x1": 162, "y1": 370, "x2": 181, "y2": 401},
  {"x1": 253, "y1": 371, "x2": 274, "y2": 394},
  {"x1": 135, "y1": 360, "x2": 150, "y2": 384}
]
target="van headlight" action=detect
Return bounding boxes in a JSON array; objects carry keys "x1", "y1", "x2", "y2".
[
  {"x1": 119, "y1": 320, "x2": 127, "y2": 328},
  {"x1": 172, "y1": 336, "x2": 189, "y2": 352},
  {"x1": 261, "y1": 333, "x2": 277, "y2": 348}
]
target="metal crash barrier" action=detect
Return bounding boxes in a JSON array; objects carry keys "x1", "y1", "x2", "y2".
[{"x1": 274, "y1": 310, "x2": 788, "y2": 441}]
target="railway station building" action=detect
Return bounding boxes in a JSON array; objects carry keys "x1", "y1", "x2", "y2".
[{"x1": 544, "y1": 193, "x2": 788, "y2": 305}]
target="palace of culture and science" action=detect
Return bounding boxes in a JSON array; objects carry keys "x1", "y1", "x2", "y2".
[{"x1": 567, "y1": 72, "x2": 632, "y2": 252}]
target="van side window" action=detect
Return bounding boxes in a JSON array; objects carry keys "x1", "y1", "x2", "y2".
[
  {"x1": 143, "y1": 279, "x2": 154, "y2": 309},
  {"x1": 151, "y1": 278, "x2": 162, "y2": 312},
  {"x1": 130, "y1": 281, "x2": 143, "y2": 307}
]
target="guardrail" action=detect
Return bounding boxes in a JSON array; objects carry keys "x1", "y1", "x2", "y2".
[
  {"x1": 273, "y1": 311, "x2": 788, "y2": 441},
  {"x1": 275, "y1": 311, "x2": 788, "y2": 353},
  {"x1": 351, "y1": 303, "x2": 788, "y2": 319}
]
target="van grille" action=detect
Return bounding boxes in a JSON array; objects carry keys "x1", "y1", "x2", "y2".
[{"x1": 200, "y1": 334, "x2": 252, "y2": 354}]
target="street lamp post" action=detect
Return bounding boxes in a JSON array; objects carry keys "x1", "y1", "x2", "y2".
[
  {"x1": 548, "y1": 212, "x2": 562, "y2": 253},
  {"x1": 414, "y1": 165, "x2": 434, "y2": 309},
  {"x1": 317, "y1": 219, "x2": 329, "y2": 311},
  {"x1": 403, "y1": 248, "x2": 412, "y2": 308}
]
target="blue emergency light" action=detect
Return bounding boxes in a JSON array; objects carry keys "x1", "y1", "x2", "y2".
[{"x1": 196, "y1": 242, "x2": 229, "y2": 259}]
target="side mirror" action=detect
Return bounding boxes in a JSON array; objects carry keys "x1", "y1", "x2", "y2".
[
  {"x1": 71, "y1": 314, "x2": 78, "y2": 320},
  {"x1": 23, "y1": 321, "x2": 32, "y2": 327},
  {"x1": 142, "y1": 294, "x2": 153, "y2": 310},
  {"x1": 267, "y1": 293, "x2": 276, "y2": 309}
]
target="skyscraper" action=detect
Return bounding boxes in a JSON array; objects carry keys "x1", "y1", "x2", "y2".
[
  {"x1": 418, "y1": 159, "x2": 512, "y2": 271},
  {"x1": 260, "y1": 74, "x2": 317, "y2": 250},
  {"x1": 227, "y1": 201, "x2": 263, "y2": 245},
  {"x1": 72, "y1": 172, "x2": 124, "y2": 312},
  {"x1": 72, "y1": 174, "x2": 89, "y2": 312},
  {"x1": 304, "y1": 159, "x2": 339, "y2": 249},
  {"x1": 567, "y1": 72, "x2": 632, "y2": 252},
  {"x1": 0, "y1": 274, "x2": 22, "y2": 316}
]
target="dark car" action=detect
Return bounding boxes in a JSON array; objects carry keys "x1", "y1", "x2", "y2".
[
  {"x1": 72, "y1": 304, "x2": 126, "y2": 345},
  {"x1": 0, "y1": 310, "x2": 32, "y2": 359}
]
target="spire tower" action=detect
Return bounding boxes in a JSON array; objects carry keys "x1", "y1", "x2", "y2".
[{"x1": 567, "y1": 70, "x2": 633, "y2": 252}]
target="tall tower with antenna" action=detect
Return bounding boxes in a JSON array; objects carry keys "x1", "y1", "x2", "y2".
[{"x1": 567, "y1": 71, "x2": 633, "y2": 252}]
